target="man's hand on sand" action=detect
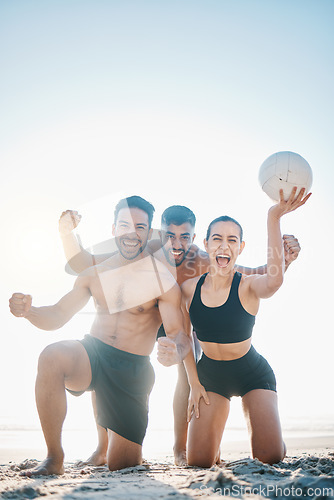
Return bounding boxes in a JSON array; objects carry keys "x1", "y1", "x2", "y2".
[
  {"x1": 9, "y1": 293, "x2": 32, "y2": 317},
  {"x1": 59, "y1": 210, "x2": 82, "y2": 236},
  {"x1": 157, "y1": 337, "x2": 182, "y2": 366}
]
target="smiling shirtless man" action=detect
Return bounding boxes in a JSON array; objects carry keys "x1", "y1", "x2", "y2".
[
  {"x1": 9, "y1": 196, "x2": 191, "y2": 476},
  {"x1": 58, "y1": 204, "x2": 301, "y2": 466}
]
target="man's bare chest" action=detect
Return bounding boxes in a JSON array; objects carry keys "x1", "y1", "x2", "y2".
[{"x1": 93, "y1": 262, "x2": 163, "y2": 314}]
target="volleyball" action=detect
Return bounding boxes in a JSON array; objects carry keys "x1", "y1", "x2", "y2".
[{"x1": 258, "y1": 151, "x2": 313, "y2": 201}]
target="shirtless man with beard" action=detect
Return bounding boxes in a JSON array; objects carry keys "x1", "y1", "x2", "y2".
[
  {"x1": 9, "y1": 196, "x2": 192, "y2": 476},
  {"x1": 59, "y1": 204, "x2": 301, "y2": 465}
]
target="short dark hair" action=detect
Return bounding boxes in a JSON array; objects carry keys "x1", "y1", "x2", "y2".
[
  {"x1": 206, "y1": 216, "x2": 243, "y2": 241},
  {"x1": 161, "y1": 205, "x2": 196, "y2": 228},
  {"x1": 114, "y1": 195, "x2": 155, "y2": 228}
]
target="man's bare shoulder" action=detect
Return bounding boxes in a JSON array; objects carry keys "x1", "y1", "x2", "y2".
[
  {"x1": 152, "y1": 256, "x2": 178, "y2": 288},
  {"x1": 181, "y1": 275, "x2": 201, "y2": 298},
  {"x1": 73, "y1": 271, "x2": 93, "y2": 291},
  {"x1": 184, "y1": 245, "x2": 210, "y2": 276},
  {"x1": 77, "y1": 262, "x2": 109, "y2": 277},
  {"x1": 148, "y1": 238, "x2": 162, "y2": 254},
  {"x1": 75, "y1": 257, "x2": 119, "y2": 284},
  {"x1": 187, "y1": 244, "x2": 208, "y2": 262}
]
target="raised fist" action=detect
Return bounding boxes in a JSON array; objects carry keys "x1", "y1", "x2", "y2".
[
  {"x1": 59, "y1": 210, "x2": 82, "y2": 236},
  {"x1": 9, "y1": 293, "x2": 32, "y2": 317},
  {"x1": 283, "y1": 234, "x2": 301, "y2": 266}
]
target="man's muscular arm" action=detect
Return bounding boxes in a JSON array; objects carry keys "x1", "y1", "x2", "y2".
[
  {"x1": 157, "y1": 283, "x2": 191, "y2": 366},
  {"x1": 59, "y1": 210, "x2": 111, "y2": 274},
  {"x1": 9, "y1": 276, "x2": 91, "y2": 330},
  {"x1": 60, "y1": 211, "x2": 161, "y2": 274},
  {"x1": 235, "y1": 234, "x2": 301, "y2": 275}
]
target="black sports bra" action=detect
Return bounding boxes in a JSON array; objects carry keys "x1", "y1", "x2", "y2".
[{"x1": 189, "y1": 272, "x2": 255, "y2": 344}]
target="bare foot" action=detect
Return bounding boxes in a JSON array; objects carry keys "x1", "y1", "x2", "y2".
[
  {"x1": 20, "y1": 457, "x2": 64, "y2": 477},
  {"x1": 174, "y1": 448, "x2": 187, "y2": 466},
  {"x1": 75, "y1": 450, "x2": 107, "y2": 467}
]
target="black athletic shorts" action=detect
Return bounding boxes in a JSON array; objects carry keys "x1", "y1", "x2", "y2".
[
  {"x1": 67, "y1": 335, "x2": 155, "y2": 445},
  {"x1": 156, "y1": 323, "x2": 166, "y2": 339},
  {"x1": 197, "y1": 345, "x2": 276, "y2": 400}
]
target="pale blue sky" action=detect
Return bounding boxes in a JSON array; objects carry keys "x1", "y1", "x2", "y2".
[{"x1": 1, "y1": 0, "x2": 333, "y2": 445}]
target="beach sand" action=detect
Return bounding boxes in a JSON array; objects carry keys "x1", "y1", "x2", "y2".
[{"x1": 1, "y1": 436, "x2": 333, "y2": 499}]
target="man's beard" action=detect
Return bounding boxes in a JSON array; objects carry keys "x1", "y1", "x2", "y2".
[
  {"x1": 115, "y1": 236, "x2": 146, "y2": 260},
  {"x1": 162, "y1": 246, "x2": 191, "y2": 267}
]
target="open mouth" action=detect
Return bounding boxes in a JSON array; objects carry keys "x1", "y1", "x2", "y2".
[
  {"x1": 170, "y1": 250, "x2": 183, "y2": 258},
  {"x1": 167, "y1": 249, "x2": 185, "y2": 266},
  {"x1": 122, "y1": 239, "x2": 140, "y2": 249},
  {"x1": 216, "y1": 254, "x2": 231, "y2": 268}
]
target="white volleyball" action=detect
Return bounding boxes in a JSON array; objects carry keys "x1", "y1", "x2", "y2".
[{"x1": 259, "y1": 151, "x2": 313, "y2": 201}]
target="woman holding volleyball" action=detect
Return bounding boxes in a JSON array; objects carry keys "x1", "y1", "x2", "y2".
[{"x1": 181, "y1": 187, "x2": 311, "y2": 466}]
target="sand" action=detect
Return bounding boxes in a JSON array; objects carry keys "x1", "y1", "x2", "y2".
[{"x1": 1, "y1": 437, "x2": 334, "y2": 499}]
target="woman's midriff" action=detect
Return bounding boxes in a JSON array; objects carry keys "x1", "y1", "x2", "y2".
[{"x1": 199, "y1": 337, "x2": 252, "y2": 360}]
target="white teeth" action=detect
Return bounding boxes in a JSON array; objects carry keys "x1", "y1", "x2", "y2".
[
  {"x1": 171, "y1": 251, "x2": 182, "y2": 256},
  {"x1": 123, "y1": 240, "x2": 138, "y2": 247},
  {"x1": 217, "y1": 254, "x2": 230, "y2": 259}
]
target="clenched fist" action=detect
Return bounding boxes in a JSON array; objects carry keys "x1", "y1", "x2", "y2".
[
  {"x1": 157, "y1": 337, "x2": 181, "y2": 366},
  {"x1": 59, "y1": 210, "x2": 82, "y2": 236},
  {"x1": 283, "y1": 234, "x2": 301, "y2": 266},
  {"x1": 9, "y1": 293, "x2": 32, "y2": 318}
]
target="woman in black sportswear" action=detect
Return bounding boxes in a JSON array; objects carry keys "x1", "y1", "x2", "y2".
[{"x1": 181, "y1": 187, "x2": 311, "y2": 467}]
